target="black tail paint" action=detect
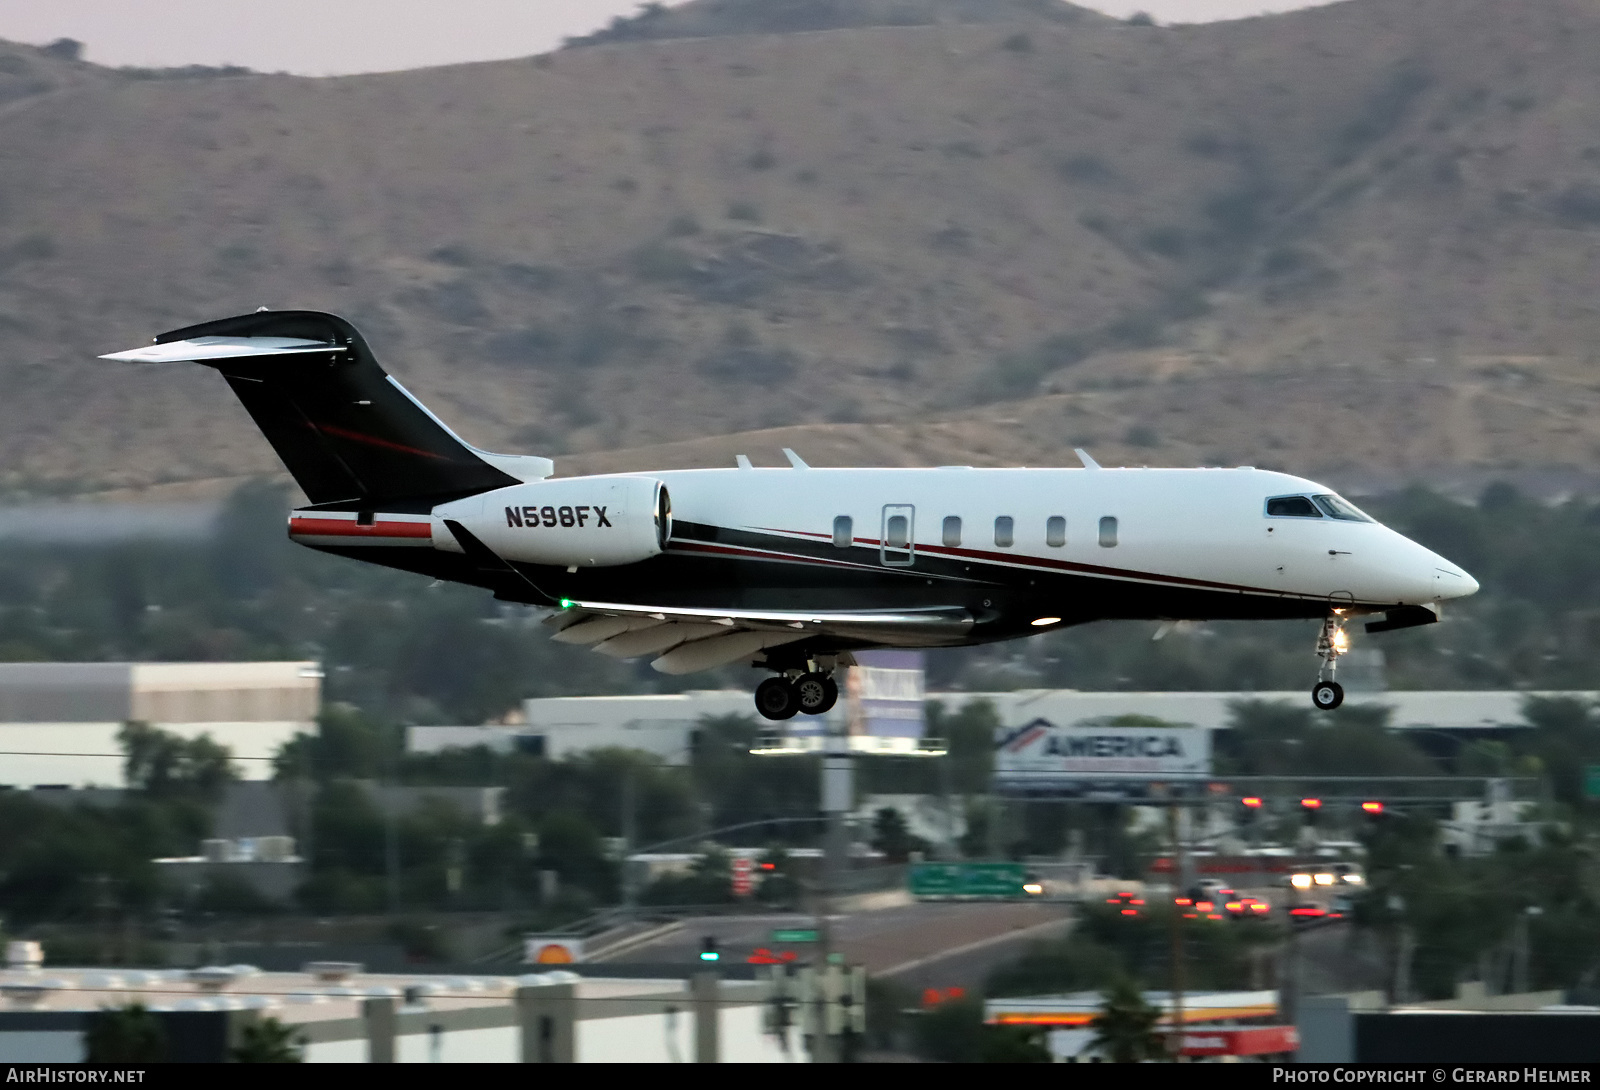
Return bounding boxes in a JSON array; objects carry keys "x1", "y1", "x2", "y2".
[{"x1": 158, "y1": 310, "x2": 517, "y2": 510}]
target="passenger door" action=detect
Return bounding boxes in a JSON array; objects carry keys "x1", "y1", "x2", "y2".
[{"x1": 880, "y1": 504, "x2": 915, "y2": 566}]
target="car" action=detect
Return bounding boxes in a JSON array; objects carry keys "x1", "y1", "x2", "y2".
[
  {"x1": 1331, "y1": 862, "x2": 1365, "y2": 886},
  {"x1": 1105, "y1": 891, "x2": 1146, "y2": 916},
  {"x1": 1175, "y1": 893, "x2": 1226, "y2": 920},
  {"x1": 1225, "y1": 895, "x2": 1271, "y2": 918},
  {"x1": 1287, "y1": 901, "x2": 1328, "y2": 922}
]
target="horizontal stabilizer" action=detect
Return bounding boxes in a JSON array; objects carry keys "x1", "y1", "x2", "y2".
[{"x1": 101, "y1": 336, "x2": 346, "y2": 364}]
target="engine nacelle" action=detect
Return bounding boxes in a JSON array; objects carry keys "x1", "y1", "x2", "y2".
[{"x1": 432, "y1": 476, "x2": 671, "y2": 568}]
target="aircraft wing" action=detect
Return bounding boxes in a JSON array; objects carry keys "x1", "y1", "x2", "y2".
[{"x1": 545, "y1": 599, "x2": 973, "y2": 675}]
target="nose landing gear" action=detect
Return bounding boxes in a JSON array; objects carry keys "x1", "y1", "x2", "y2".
[
  {"x1": 754, "y1": 669, "x2": 839, "y2": 721},
  {"x1": 1311, "y1": 613, "x2": 1349, "y2": 710}
]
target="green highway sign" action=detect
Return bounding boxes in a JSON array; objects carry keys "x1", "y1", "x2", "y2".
[
  {"x1": 908, "y1": 861, "x2": 1028, "y2": 900},
  {"x1": 771, "y1": 928, "x2": 819, "y2": 943},
  {"x1": 1586, "y1": 766, "x2": 1600, "y2": 800}
]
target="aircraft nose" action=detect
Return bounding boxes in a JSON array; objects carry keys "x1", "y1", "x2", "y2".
[{"x1": 1433, "y1": 563, "x2": 1479, "y2": 600}]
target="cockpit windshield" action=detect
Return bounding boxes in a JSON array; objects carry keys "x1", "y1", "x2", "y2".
[
  {"x1": 1265, "y1": 493, "x2": 1374, "y2": 522},
  {"x1": 1265, "y1": 495, "x2": 1320, "y2": 518},
  {"x1": 1311, "y1": 494, "x2": 1372, "y2": 522}
]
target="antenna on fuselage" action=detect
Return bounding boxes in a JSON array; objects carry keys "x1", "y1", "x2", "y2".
[
  {"x1": 1074, "y1": 448, "x2": 1102, "y2": 470},
  {"x1": 781, "y1": 448, "x2": 809, "y2": 469}
]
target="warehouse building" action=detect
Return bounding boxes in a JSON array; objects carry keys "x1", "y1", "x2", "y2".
[
  {"x1": 0, "y1": 662, "x2": 321, "y2": 787},
  {"x1": 406, "y1": 689, "x2": 1588, "y2": 766}
]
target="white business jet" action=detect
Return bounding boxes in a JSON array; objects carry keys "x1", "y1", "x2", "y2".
[{"x1": 105, "y1": 311, "x2": 1478, "y2": 720}]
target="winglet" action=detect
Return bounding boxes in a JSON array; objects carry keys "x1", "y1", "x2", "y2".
[
  {"x1": 1074, "y1": 448, "x2": 1102, "y2": 470},
  {"x1": 782, "y1": 448, "x2": 809, "y2": 469},
  {"x1": 735, "y1": 454, "x2": 753, "y2": 470}
]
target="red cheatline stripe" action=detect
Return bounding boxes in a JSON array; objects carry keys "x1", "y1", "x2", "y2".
[
  {"x1": 753, "y1": 525, "x2": 1301, "y2": 598},
  {"x1": 289, "y1": 518, "x2": 432, "y2": 539},
  {"x1": 311, "y1": 422, "x2": 448, "y2": 461},
  {"x1": 672, "y1": 540, "x2": 881, "y2": 572}
]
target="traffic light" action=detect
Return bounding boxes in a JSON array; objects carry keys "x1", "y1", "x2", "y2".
[{"x1": 699, "y1": 935, "x2": 720, "y2": 962}]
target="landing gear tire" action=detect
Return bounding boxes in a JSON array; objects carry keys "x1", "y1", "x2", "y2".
[
  {"x1": 1312, "y1": 680, "x2": 1345, "y2": 711},
  {"x1": 795, "y1": 673, "x2": 838, "y2": 715},
  {"x1": 1310, "y1": 613, "x2": 1350, "y2": 711},
  {"x1": 755, "y1": 676, "x2": 800, "y2": 720}
]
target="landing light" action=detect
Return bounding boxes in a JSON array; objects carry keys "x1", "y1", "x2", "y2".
[
  {"x1": 1332, "y1": 628, "x2": 1350, "y2": 653},
  {"x1": 1314, "y1": 872, "x2": 1336, "y2": 886},
  {"x1": 1023, "y1": 882, "x2": 1044, "y2": 895},
  {"x1": 1031, "y1": 616, "x2": 1062, "y2": 627}
]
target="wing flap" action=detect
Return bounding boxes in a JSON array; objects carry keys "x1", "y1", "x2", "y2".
[
  {"x1": 558, "y1": 599, "x2": 972, "y2": 636},
  {"x1": 550, "y1": 615, "x2": 659, "y2": 646},
  {"x1": 594, "y1": 622, "x2": 728, "y2": 659},
  {"x1": 650, "y1": 631, "x2": 804, "y2": 675},
  {"x1": 556, "y1": 595, "x2": 966, "y2": 646}
]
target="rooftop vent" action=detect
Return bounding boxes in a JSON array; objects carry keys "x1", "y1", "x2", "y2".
[{"x1": 304, "y1": 961, "x2": 362, "y2": 983}]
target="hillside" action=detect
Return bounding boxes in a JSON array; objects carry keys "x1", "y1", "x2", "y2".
[
  {"x1": 565, "y1": 0, "x2": 1113, "y2": 46},
  {"x1": 4, "y1": 0, "x2": 1600, "y2": 499}
]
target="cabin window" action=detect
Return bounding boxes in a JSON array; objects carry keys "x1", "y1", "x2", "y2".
[
  {"x1": 886, "y1": 514, "x2": 910, "y2": 550},
  {"x1": 942, "y1": 516, "x2": 962, "y2": 547},
  {"x1": 1046, "y1": 516, "x2": 1066, "y2": 548},
  {"x1": 1266, "y1": 495, "x2": 1321, "y2": 518},
  {"x1": 1098, "y1": 516, "x2": 1118, "y2": 548},
  {"x1": 1312, "y1": 494, "x2": 1373, "y2": 522},
  {"x1": 832, "y1": 515, "x2": 852, "y2": 548},
  {"x1": 994, "y1": 516, "x2": 1014, "y2": 548}
]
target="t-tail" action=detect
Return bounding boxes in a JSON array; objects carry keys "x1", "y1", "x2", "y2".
[
  {"x1": 102, "y1": 311, "x2": 676, "y2": 607},
  {"x1": 102, "y1": 309, "x2": 552, "y2": 512}
]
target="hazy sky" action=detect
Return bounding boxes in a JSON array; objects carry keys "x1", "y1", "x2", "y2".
[{"x1": 0, "y1": 1, "x2": 1337, "y2": 77}]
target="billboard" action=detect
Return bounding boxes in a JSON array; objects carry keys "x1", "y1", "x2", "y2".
[
  {"x1": 847, "y1": 650, "x2": 926, "y2": 741},
  {"x1": 780, "y1": 651, "x2": 927, "y2": 752},
  {"x1": 994, "y1": 718, "x2": 1211, "y2": 797}
]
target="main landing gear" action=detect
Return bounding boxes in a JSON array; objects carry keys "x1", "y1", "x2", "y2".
[
  {"x1": 1311, "y1": 612, "x2": 1349, "y2": 711},
  {"x1": 754, "y1": 670, "x2": 839, "y2": 721}
]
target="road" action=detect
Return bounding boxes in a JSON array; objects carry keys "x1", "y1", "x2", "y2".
[{"x1": 598, "y1": 900, "x2": 1072, "y2": 992}]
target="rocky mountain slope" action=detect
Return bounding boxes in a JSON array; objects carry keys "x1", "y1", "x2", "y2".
[{"x1": 3, "y1": 0, "x2": 1600, "y2": 500}]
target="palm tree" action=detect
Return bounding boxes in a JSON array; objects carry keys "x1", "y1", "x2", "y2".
[
  {"x1": 85, "y1": 1003, "x2": 166, "y2": 1063},
  {"x1": 1088, "y1": 979, "x2": 1165, "y2": 1063},
  {"x1": 230, "y1": 1016, "x2": 306, "y2": 1063}
]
